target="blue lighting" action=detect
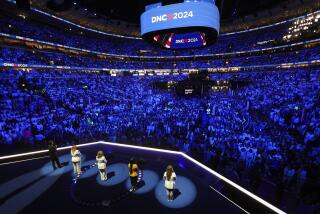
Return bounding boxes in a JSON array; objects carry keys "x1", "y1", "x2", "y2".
[
  {"x1": 155, "y1": 176, "x2": 197, "y2": 208},
  {"x1": 178, "y1": 162, "x2": 185, "y2": 169},
  {"x1": 40, "y1": 154, "x2": 73, "y2": 176},
  {"x1": 96, "y1": 163, "x2": 129, "y2": 186},
  {"x1": 0, "y1": 155, "x2": 70, "y2": 200},
  {"x1": 0, "y1": 162, "x2": 68, "y2": 213},
  {"x1": 70, "y1": 159, "x2": 97, "y2": 179},
  {"x1": 125, "y1": 170, "x2": 159, "y2": 194}
]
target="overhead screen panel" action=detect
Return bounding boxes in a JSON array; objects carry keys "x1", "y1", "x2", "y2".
[{"x1": 141, "y1": 0, "x2": 220, "y2": 49}]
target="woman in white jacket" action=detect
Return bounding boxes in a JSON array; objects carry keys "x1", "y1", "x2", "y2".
[
  {"x1": 71, "y1": 145, "x2": 81, "y2": 178},
  {"x1": 163, "y1": 165, "x2": 176, "y2": 201},
  {"x1": 96, "y1": 150, "x2": 107, "y2": 181}
]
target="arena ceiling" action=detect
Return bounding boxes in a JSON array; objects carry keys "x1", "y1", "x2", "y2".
[{"x1": 74, "y1": 0, "x2": 289, "y2": 23}]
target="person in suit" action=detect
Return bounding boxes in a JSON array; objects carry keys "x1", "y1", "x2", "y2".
[
  {"x1": 48, "y1": 140, "x2": 62, "y2": 170},
  {"x1": 96, "y1": 150, "x2": 108, "y2": 181},
  {"x1": 163, "y1": 165, "x2": 176, "y2": 201},
  {"x1": 128, "y1": 158, "x2": 139, "y2": 192},
  {"x1": 71, "y1": 145, "x2": 81, "y2": 178}
]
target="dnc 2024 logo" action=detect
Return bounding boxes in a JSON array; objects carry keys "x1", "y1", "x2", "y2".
[{"x1": 151, "y1": 11, "x2": 193, "y2": 23}]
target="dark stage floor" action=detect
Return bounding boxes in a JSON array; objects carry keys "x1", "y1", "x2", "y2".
[{"x1": 0, "y1": 143, "x2": 280, "y2": 214}]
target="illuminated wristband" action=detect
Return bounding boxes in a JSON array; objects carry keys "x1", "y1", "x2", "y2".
[{"x1": 140, "y1": 0, "x2": 220, "y2": 49}]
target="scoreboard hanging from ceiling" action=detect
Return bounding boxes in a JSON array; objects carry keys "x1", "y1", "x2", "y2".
[{"x1": 140, "y1": 0, "x2": 220, "y2": 49}]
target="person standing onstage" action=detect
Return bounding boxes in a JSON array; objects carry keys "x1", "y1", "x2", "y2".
[
  {"x1": 128, "y1": 158, "x2": 139, "y2": 192},
  {"x1": 71, "y1": 145, "x2": 81, "y2": 178},
  {"x1": 163, "y1": 165, "x2": 176, "y2": 201},
  {"x1": 48, "y1": 140, "x2": 62, "y2": 170},
  {"x1": 96, "y1": 151, "x2": 108, "y2": 181}
]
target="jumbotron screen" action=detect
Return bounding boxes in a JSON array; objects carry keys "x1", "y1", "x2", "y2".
[
  {"x1": 153, "y1": 32, "x2": 206, "y2": 49},
  {"x1": 141, "y1": 0, "x2": 220, "y2": 49}
]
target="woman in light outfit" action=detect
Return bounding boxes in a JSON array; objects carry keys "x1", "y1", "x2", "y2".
[
  {"x1": 96, "y1": 150, "x2": 108, "y2": 181},
  {"x1": 71, "y1": 145, "x2": 81, "y2": 178},
  {"x1": 163, "y1": 165, "x2": 176, "y2": 201}
]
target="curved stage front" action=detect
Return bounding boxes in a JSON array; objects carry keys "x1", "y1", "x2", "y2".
[{"x1": 0, "y1": 142, "x2": 284, "y2": 214}]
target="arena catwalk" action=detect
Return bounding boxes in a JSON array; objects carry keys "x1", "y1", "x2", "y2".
[{"x1": 0, "y1": 142, "x2": 284, "y2": 214}]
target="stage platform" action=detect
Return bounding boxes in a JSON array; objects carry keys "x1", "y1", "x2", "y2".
[{"x1": 0, "y1": 142, "x2": 285, "y2": 214}]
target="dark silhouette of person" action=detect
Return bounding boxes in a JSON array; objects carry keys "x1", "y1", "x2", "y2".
[{"x1": 48, "y1": 140, "x2": 62, "y2": 170}]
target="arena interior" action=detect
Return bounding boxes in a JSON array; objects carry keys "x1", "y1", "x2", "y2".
[{"x1": 0, "y1": 0, "x2": 320, "y2": 213}]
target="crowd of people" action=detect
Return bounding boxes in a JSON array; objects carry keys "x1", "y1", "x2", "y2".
[
  {"x1": 0, "y1": 13, "x2": 290, "y2": 56},
  {"x1": 30, "y1": 0, "x2": 316, "y2": 37},
  {"x1": 0, "y1": 9, "x2": 319, "y2": 213},
  {"x1": 1, "y1": 11, "x2": 319, "y2": 57},
  {"x1": 0, "y1": 67, "x2": 319, "y2": 211},
  {"x1": 1, "y1": 45, "x2": 319, "y2": 70}
]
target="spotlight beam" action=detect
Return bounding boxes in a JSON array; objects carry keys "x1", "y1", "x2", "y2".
[{"x1": 0, "y1": 141, "x2": 286, "y2": 214}]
